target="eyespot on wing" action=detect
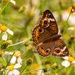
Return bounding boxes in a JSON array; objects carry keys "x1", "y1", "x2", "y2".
[
  {"x1": 52, "y1": 39, "x2": 69, "y2": 57},
  {"x1": 36, "y1": 42, "x2": 54, "y2": 57}
]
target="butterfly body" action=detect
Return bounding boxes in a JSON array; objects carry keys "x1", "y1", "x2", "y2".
[{"x1": 32, "y1": 10, "x2": 69, "y2": 57}]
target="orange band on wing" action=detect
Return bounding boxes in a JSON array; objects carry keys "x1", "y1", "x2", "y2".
[
  {"x1": 39, "y1": 46, "x2": 48, "y2": 55},
  {"x1": 52, "y1": 24, "x2": 56, "y2": 27},
  {"x1": 53, "y1": 28, "x2": 57, "y2": 30},
  {"x1": 35, "y1": 27, "x2": 40, "y2": 43},
  {"x1": 41, "y1": 20, "x2": 48, "y2": 26},
  {"x1": 60, "y1": 43, "x2": 64, "y2": 46},
  {"x1": 53, "y1": 51, "x2": 66, "y2": 55},
  {"x1": 46, "y1": 13, "x2": 48, "y2": 18},
  {"x1": 53, "y1": 52, "x2": 59, "y2": 55},
  {"x1": 41, "y1": 13, "x2": 48, "y2": 26},
  {"x1": 41, "y1": 20, "x2": 45, "y2": 26},
  {"x1": 61, "y1": 52, "x2": 66, "y2": 55},
  {"x1": 59, "y1": 41, "x2": 62, "y2": 43}
]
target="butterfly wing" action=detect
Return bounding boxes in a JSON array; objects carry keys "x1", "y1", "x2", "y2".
[
  {"x1": 36, "y1": 39, "x2": 69, "y2": 57},
  {"x1": 32, "y1": 9, "x2": 69, "y2": 57},
  {"x1": 52, "y1": 39, "x2": 69, "y2": 57},
  {"x1": 36, "y1": 41, "x2": 54, "y2": 57},
  {"x1": 39, "y1": 10, "x2": 58, "y2": 36},
  {"x1": 32, "y1": 10, "x2": 59, "y2": 44},
  {"x1": 32, "y1": 25, "x2": 53, "y2": 44}
]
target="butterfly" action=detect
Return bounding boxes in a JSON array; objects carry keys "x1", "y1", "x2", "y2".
[{"x1": 32, "y1": 9, "x2": 69, "y2": 57}]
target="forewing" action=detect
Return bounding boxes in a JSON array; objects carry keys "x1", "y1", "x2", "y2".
[
  {"x1": 39, "y1": 9, "x2": 58, "y2": 36},
  {"x1": 32, "y1": 25, "x2": 52, "y2": 44}
]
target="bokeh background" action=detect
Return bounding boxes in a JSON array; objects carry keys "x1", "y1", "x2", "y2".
[{"x1": 0, "y1": 0, "x2": 75, "y2": 75}]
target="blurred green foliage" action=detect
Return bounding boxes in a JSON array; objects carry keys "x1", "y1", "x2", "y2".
[{"x1": 0, "y1": 0, "x2": 75, "y2": 75}]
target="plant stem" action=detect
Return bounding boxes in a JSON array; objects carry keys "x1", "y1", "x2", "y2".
[
  {"x1": 1, "y1": 44, "x2": 23, "y2": 75},
  {"x1": 0, "y1": 0, "x2": 10, "y2": 14},
  {"x1": 1, "y1": 38, "x2": 31, "y2": 75},
  {"x1": 8, "y1": 13, "x2": 19, "y2": 28},
  {"x1": 34, "y1": 53, "x2": 45, "y2": 75},
  {"x1": 63, "y1": 10, "x2": 72, "y2": 34},
  {"x1": 20, "y1": 65, "x2": 28, "y2": 75},
  {"x1": 57, "y1": 66, "x2": 64, "y2": 73},
  {"x1": 7, "y1": 37, "x2": 31, "y2": 48},
  {"x1": 34, "y1": 53, "x2": 42, "y2": 66},
  {"x1": 1, "y1": 49, "x2": 17, "y2": 75},
  {"x1": 23, "y1": 68, "x2": 44, "y2": 74}
]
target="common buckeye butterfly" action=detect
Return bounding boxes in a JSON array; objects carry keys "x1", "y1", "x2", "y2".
[{"x1": 32, "y1": 10, "x2": 69, "y2": 57}]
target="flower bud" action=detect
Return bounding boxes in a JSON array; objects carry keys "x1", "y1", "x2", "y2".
[
  {"x1": 26, "y1": 58, "x2": 33, "y2": 65},
  {"x1": 18, "y1": 5, "x2": 25, "y2": 13},
  {"x1": 1, "y1": 40, "x2": 12, "y2": 49},
  {"x1": 72, "y1": 3, "x2": 75, "y2": 11},
  {"x1": 51, "y1": 63, "x2": 59, "y2": 70}
]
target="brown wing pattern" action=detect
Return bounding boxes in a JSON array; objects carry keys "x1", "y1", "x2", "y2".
[
  {"x1": 32, "y1": 10, "x2": 58, "y2": 44},
  {"x1": 52, "y1": 39, "x2": 69, "y2": 57},
  {"x1": 36, "y1": 41, "x2": 54, "y2": 57},
  {"x1": 32, "y1": 25, "x2": 53, "y2": 44},
  {"x1": 32, "y1": 9, "x2": 69, "y2": 57},
  {"x1": 39, "y1": 10, "x2": 58, "y2": 35}
]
